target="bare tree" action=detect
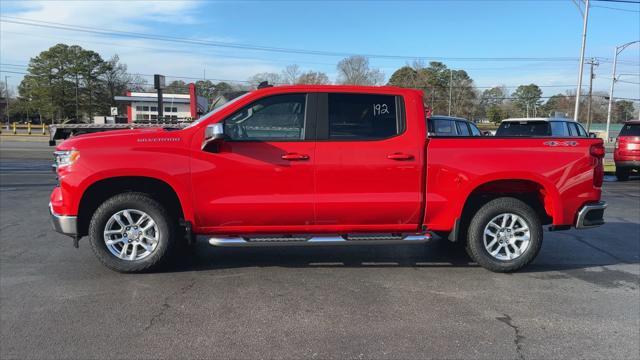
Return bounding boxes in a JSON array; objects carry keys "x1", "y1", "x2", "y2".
[
  {"x1": 281, "y1": 64, "x2": 301, "y2": 84},
  {"x1": 248, "y1": 72, "x2": 282, "y2": 88},
  {"x1": 297, "y1": 71, "x2": 330, "y2": 84},
  {"x1": 336, "y1": 56, "x2": 384, "y2": 85}
]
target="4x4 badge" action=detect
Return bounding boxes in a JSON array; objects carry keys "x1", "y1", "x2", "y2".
[{"x1": 544, "y1": 141, "x2": 578, "y2": 147}]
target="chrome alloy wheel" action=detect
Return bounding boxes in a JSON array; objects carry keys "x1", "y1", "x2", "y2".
[
  {"x1": 103, "y1": 209, "x2": 159, "y2": 261},
  {"x1": 483, "y1": 213, "x2": 531, "y2": 261}
]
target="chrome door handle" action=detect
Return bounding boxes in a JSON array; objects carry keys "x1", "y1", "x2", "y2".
[
  {"x1": 282, "y1": 153, "x2": 309, "y2": 161},
  {"x1": 387, "y1": 153, "x2": 414, "y2": 160}
]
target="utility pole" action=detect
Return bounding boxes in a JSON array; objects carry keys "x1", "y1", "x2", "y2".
[
  {"x1": 4, "y1": 76, "x2": 9, "y2": 128},
  {"x1": 573, "y1": 0, "x2": 590, "y2": 122},
  {"x1": 448, "y1": 69, "x2": 453, "y2": 116},
  {"x1": 585, "y1": 58, "x2": 598, "y2": 132},
  {"x1": 606, "y1": 40, "x2": 639, "y2": 142}
]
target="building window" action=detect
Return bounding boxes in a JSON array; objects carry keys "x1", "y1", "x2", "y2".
[
  {"x1": 143, "y1": 114, "x2": 150, "y2": 120},
  {"x1": 142, "y1": 106, "x2": 149, "y2": 111},
  {"x1": 136, "y1": 114, "x2": 144, "y2": 120},
  {"x1": 165, "y1": 107, "x2": 171, "y2": 112},
  {"x1": 136, "y1": 106, "x2": 143, "y2": 111},
  {"x1": 151, "y1": 114, "x2": 157, "y2": 120},
  {"x1": 172, "y1": 107, "x2": 178, "y2": 112},
  {"x1": 150, "y1": 106, "x2": 157, "y2": 112}
]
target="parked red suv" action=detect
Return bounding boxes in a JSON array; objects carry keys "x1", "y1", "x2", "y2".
[{"x1": 614, "y1": 120, "x2": 640, "y2": 181}]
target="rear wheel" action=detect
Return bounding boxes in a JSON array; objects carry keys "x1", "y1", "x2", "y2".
[
  {"x1": 88, "y1": 193, "x2": 175, "y2": 273},
  {"x1": 616, "y1": 167, "x2": 630, "y2": 181},
  {"x1": 466, "y1": 197, "x2": 542, "y2": 273}
]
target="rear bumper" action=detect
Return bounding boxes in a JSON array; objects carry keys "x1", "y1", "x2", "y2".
[
  {"x1": 575, "y1": 201, "x2": 607, "y2": 229},
  {"x1": 614, "y1": 160, "x2": 640, "y2": 169},
  {"x1": 49, "y1": 202, "x2": 78, "y2": 237}
]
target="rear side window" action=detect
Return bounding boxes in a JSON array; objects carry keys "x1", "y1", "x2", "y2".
[
  {"x1": 328, "y1": 94, "x2": 401, "y2": 140},
  {"x1": 456, "y1": 121, "x2": 471, "y2": 136},
  {"x1": 619, "y1": 123, "x2": 640, "y2": 136},
  {"x1": 496, "y1": 122, "x2": 551, "y2": 137},
  {"x1": 430, "y1": 119, "x2": 458, "y2": 136},
  {"x1": 576, "y1": 123, "x2": 587, "y2": 137},
  {"x1": 567, "y1": 122, "x2": 578, "y2": 136},
  {"x1": 550, "y1": 121, "x2": 569, "y2": 136}
]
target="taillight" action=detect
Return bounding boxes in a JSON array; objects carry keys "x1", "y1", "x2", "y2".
[
  {"x1": 590, "y1": 143, "x2": 605, "y2": 158},
  {"x1": 590, "y1": 143, "x2": 604, "y2": 187}
]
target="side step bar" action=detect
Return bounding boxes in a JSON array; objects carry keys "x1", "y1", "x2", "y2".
[{"x1": 202, "y1": 233, "x2": 431, "y2": 247}]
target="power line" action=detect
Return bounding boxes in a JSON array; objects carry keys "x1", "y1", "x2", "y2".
[
  {"x1": 592, "y1": 4, "x2": 640, "y2": 11},
  {"x1": 0, "y1": 16, "x2": 601, "y2": 63}
]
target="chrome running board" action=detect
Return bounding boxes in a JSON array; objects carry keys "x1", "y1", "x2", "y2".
[{"x1": 203, "y1": 233, "x2": 431, "y2": 247}]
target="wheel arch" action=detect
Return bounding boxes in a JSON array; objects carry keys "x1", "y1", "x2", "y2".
[
  {"x1": 450, "y1": 177, "x2": 559, "y2": 242},
  {"x1": 77, "y1": 176, "x2": 187, "y2": 237}
]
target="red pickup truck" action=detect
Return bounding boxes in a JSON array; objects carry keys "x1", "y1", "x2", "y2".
[{"x1": 50, "y1": 85, "x2": 607, "y2": 273}]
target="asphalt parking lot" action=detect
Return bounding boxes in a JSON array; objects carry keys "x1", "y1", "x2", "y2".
[{"x1": 1, "y1": 140, "x2": 639, "y2": 359}]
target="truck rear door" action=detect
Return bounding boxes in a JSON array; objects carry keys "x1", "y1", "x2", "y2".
[{"x1": 313, "y1": 91, "x2": 425, "y2": 232}]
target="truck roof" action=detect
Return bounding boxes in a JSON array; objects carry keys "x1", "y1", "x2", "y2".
[
  {"x1": 501, "y1": 117, "x2": 576, "y2": 123},
  {"x1": 251, "y1": 84, "x2": 422, "y2": 95}
]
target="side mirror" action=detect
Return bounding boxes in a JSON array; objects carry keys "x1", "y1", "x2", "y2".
[
  {"x1": 202, "y1": 123, "x2": 225, "y2": 152},
  {"x1": 589, "y1": 132, "x2": 597, "y2": 138}
]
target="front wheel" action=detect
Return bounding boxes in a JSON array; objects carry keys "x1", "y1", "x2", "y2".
[
  {"x1": 88, "y1": 193, "x2": 175, "y2": 273},
  {"x1": 466, "y1": 197, "x2": 542, "y2": 273}
]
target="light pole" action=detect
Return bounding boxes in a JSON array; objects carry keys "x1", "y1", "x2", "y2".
[
  {"x1": 605, "y1": 40, "x2": 639, "y2": 142},
  {"x1": 573, "y1": 0, "x2": 590, "y2": 122}
]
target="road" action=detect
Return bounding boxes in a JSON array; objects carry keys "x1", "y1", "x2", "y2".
[{"x1": 1, "y1": 140, "x2": 639, "y2": 359}]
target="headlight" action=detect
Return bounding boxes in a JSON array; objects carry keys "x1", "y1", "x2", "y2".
[{"x1": 54, "y1": 150, "x2": 80, "y2": 168}]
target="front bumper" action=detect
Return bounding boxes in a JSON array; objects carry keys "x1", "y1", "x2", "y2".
[
  {"x1": 575, "y1": 201, "x2": 607, "y2": 229},
  {"x1": 49, "y1": 202, "x2": 78, "y2": 237}
]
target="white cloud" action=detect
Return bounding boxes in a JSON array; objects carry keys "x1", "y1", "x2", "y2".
[{"x1": 0, "y1": 0, "x2": 281, "y2": 88}]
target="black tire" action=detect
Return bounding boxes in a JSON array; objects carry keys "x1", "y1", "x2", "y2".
[
  {"x1": 88, "y1": 193, "x2": 175, "y2": 273},
  {"x1": 466, "y1": 197, "x2": 542, "y2": 273},
  {"x1": 616, "y1": 168, "x2": 630, "y2": 181}
]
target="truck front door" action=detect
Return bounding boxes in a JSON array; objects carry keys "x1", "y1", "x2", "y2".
[{"x1": 191, "y1": 93, "x2": 316, "y2": 233}]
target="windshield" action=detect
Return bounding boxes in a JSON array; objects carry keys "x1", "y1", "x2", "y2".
[
  {"x1": 185, "y1": 92, "x2": 250, "y2": 128},
  {"x1": 496, "y1": 121, "x2": 551, "y2": 137},
  {"x1": 619, "y1": 123, "x2": 640, "y2": 137}
]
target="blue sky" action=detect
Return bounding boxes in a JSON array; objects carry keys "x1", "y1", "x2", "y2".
[{"x1": 1, "y1": 0, "x2": 638, "y2": 100}]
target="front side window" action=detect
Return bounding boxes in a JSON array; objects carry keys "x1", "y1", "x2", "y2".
[
  {"x1": 456, "y1": 121, "x2": 471, "y2": 136},
  {"x1": 469, "y1": 123, "x2": 482, "y2": 136},
  {"x1": 328, "y1": 94, "x2": 401, "y2": 140},
  {"x1": 224, "y1": 94, "x2": 306, "y2": 141}
]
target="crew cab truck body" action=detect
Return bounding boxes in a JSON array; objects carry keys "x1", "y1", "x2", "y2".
[{"x1": 50, "y1": 85, "x2": 607, "y2": 273}]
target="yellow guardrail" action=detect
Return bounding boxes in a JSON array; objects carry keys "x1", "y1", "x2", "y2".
[{"x1": 0, "y1": 123, "x2": 49, "y2": 136}]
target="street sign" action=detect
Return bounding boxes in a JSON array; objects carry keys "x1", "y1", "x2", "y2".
[
  {"x1": 110, "y1": 107, "x2": 118, "y2": 116},
  {"x1": 154, "y1": 74, "x2": 166, "y2": 90}
]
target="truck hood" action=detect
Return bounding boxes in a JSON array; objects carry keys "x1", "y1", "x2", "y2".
[{"x1": 56, "y1": 127, "x2": 182, "y2": 150}]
